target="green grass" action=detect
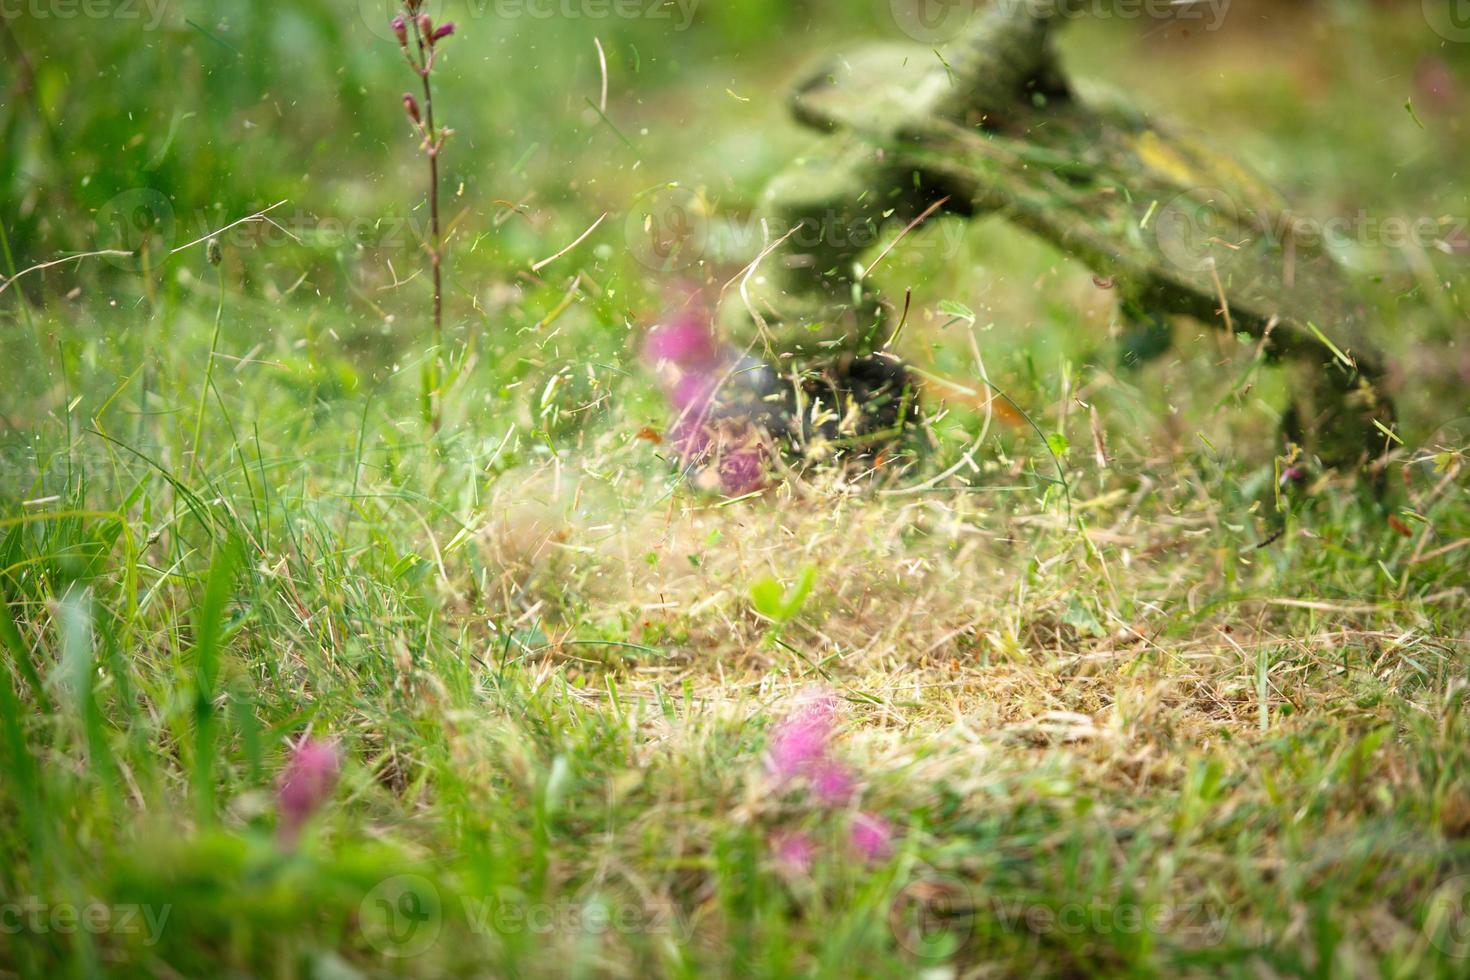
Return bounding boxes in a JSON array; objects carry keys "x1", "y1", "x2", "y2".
[{"x1": 3, "y1": 1, "x2": 1470, "y2": 976}]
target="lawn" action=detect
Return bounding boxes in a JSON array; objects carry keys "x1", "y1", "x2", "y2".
[{"x1": 2, "y1": 0, "x2": 1469, "y2": 976}]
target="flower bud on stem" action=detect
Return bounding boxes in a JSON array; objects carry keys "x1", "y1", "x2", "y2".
[{"x1": 392, "y1": 0, "x2": 455, "y2": 430}]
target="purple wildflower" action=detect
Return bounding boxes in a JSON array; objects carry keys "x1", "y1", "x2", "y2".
[
  {"x1": 770, "y1": 830, "x2": 817, "y2": 875},
  {"x1": 643, "y1": 312, "x2": 720, "y2": 372},
  {"x1": 767, "y1": 693, "x2": 838, "y2": 783},
  {"x1": 642, "y1": 294, "x2": 779, "y2": 496},
  {"x1": 430, "y1": 21, "x2": 456, "y2": 43},
  {"x1": 850, "y1": 812, "x2": 894, "y2": 863},
  {"x1": 277, "y1": 737, "x2": 341, "y2": 846},
  {"x1": 392, "y1": 15, "x2": 408, "y2": 47},
  {"x1": 809, "y1": 761, "x2": 856, "y2": 805}
]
